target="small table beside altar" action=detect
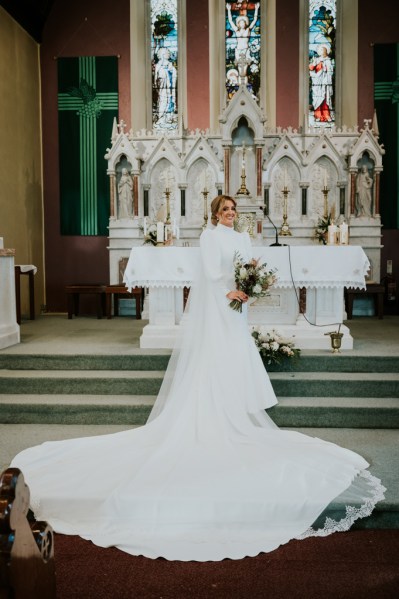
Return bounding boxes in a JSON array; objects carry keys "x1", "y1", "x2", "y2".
[{"x1": 124, "y1": 246, "x2": 370, "y2": 350}]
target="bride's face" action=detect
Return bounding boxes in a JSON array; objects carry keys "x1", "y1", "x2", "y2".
[{"x1": 218, "y1": 200, "x2": 236, "y2": 227}]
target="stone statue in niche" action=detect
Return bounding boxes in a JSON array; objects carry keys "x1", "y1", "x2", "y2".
[
  {"x1": 118, "y1": 168, "x2": 133, "y2": 219},
  {"x1": 355, "y1": 165, "x2": 373, "y2": 217}
]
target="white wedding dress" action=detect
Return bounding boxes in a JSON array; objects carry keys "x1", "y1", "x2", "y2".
[{"x1": 11, "y1": 224, "x2": 385, "y2": 561}]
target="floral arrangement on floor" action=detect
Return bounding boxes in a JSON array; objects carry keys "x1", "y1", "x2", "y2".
[
  {"x1": 251, "y1": 327, "x2": 301, "y2": 365},
  {"x1": 230, "y1": 252, "x2": 277, "y2": 313}
]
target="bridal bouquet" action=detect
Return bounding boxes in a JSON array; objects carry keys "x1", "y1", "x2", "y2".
[
  {"x1": 251, "y1": 327, "x2": 301, "y2": 365},
  {"x1": 229, "y1": 252, "x2": 277, "y2": 313}
]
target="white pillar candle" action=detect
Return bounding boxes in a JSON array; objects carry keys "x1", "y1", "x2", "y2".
[
  {"x1": 323, "y1": 169, "x2": 328, "y2": 188},
  {"x1": 339, "y1": 221, "x2": 349, "y2": 245},
  {"x1": 156, "y1": 221, "x2": 164, "y2": 243},
  {"x1": 283, "y1": 168, "x2": 287, "y2": 188},
  {"x1": 327, "y1": 222, "x2": 337, "y2": 245}
]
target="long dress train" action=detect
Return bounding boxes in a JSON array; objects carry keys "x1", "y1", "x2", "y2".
[{"x1": 11, "y1": 224, "x2": 385, "y2": 561}]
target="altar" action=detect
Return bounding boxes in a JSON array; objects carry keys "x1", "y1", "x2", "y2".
[{"x1": 124, "y1": 244, "x2": 369, "y2": 350}]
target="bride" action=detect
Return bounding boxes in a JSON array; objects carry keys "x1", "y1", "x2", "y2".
[{"x1": 11, "y1": 195, "x2": 385, "y2": 562}]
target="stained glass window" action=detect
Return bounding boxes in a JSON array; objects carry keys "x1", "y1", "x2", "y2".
[
  {"x1": 225, "y1": 1, "x2": 261, "y2": 101},
  {"x1": 151, "y1": 0, "x2": 178, "y2": 131},
  {"x1": 308, "y1": 1, "x2": 336, "y2": 127}
]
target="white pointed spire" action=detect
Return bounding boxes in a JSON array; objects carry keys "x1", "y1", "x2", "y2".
[
  {"x1": 372, "y1": 109, "x2": 380, "y2": 137},
  {"x1": 111, "y1": 117, "x2": 118, "y2": 141}
]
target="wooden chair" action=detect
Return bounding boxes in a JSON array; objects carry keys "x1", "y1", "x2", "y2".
[{"x1": 0, "y1": 468, "x2": 56, "y2": 598}]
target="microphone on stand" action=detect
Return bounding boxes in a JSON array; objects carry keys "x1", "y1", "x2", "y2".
[{"x1": 264, "y1": 212, "x2": 285, "y2": 246}]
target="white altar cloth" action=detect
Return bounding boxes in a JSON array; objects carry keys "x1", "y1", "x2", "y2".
[
  {"x1": 124, "y1": 246, "x2": 369, "y2": 290},
  {"x1": 123, "y1": 246, "x2": 370, "y2": 350}
]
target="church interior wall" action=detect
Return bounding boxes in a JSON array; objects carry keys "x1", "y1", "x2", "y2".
[
  {"x1": 357, "y1": 0, "x2": 399, "y2": 286},
  {"x1": 40, "y1": 0, "x2": 130, "y2": 310},
  {"x1": 186, "y1": 0, "x2": 209, "y2": 130},
  {"x1": 0, "y1": 7, "x2": 45, "y2": 317},
  {"x1": 275, "y1": 0, "x2": 300, "y2": 128},
  {"x1": 1, "y1": 0, "x2": 398, "y2": 314}
]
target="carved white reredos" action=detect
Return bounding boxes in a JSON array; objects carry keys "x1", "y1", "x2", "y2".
[{"x1": 106, "y1": 89, "x2": 384, "y2": 284}]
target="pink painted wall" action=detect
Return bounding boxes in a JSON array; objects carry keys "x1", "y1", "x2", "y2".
[
  {"x1": 186, "y1": 1, "x2": 209, "y2": 130},
  {"x1": 41, "y1": 0, "x2": 130, "y2": 311},
  {"x1": 276, "y1": 0, "x2": 300, "y2": 128}
]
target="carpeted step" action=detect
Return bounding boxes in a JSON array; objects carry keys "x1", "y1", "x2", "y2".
[
  {"x1": 1, "y1": 424, "x2": 398, "y2": 531},
  {"x1": 1, "y1": 370, "x2": 398, "y2": 398},
  {"x1": 1, "y1": 353, "x2": 399, "y2": 372},
  {"x1": 0, "y1": 394, "x2": 398, "y2": 428}
]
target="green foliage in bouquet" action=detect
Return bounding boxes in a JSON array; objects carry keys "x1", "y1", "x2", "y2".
[{"x1": 230, "y1": 252, "x2": 277, "y2": 313}]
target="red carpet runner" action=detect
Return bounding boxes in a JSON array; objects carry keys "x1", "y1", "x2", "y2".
[{"x1": 54, "y1": 530, "x2": 399, "y2": 598}]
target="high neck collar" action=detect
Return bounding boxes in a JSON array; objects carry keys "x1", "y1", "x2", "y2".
[{"x1": 216, "y1": 223, "x2": 235, "y2": 232}]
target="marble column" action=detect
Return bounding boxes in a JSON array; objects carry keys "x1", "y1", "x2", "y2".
[{"x1": 0, "y1": 244, "x2": 20, "y2": 349}]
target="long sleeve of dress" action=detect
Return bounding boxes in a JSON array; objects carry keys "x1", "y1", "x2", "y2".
[{"x1": 200, "y1": 229, "x2": 231, "y2": 298}]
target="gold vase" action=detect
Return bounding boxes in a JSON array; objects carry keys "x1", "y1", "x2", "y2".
[{"x1": 324, "y1": 332, "x2": 343, "y2": 353}]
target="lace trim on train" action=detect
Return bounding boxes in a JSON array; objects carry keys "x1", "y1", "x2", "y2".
[{"x1": 296, "y1": 470, "x2": 386, "y2": 540}]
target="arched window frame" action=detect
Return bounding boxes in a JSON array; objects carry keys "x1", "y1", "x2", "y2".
[
  {"x1": 130, "y1": 0, "x2": 187, "y2": 133},
  {"x1": 300, "y1": 0, "x2": 343, "y2": 130}
]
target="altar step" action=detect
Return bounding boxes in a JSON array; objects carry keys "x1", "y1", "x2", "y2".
[
  {"x1": 1, "y1": 353, "x2": 399, "y2": 373},
  {"x1": 0, "y1": 369, "x2": 398, "y2": 401},
  {"x1": 0, "y1": 394, "x2": 398, "y2": 429}
]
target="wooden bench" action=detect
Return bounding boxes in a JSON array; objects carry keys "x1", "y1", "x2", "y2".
[
  {"x1": 345, "y1": 283, "x2": 384, "y2": 319},
  {"x1": 15, "y1": 266, "x2": 35, "y2": 324},
  {"x1": 0, "y1": 468, "x2": 56, "y2": 598},
  {"x1": 65, "y1": 284, "x2": 106, "y2": 319},
  {"x1": 105, "y1": 284, "x2": 143, "y2": 319}
]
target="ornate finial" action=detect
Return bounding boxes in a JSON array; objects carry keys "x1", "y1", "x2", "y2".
[
  {"x1": 363, "y1": 118, "x2": 372, "y2": 130},
  {"x1": 118, "y1": 119, "x2": 126, "y2": 134}
]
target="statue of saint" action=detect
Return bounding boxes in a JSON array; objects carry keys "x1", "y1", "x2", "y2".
[
  {"x1": 118, "y1": 168, "x2": 133, "y2": 219},
  {"x1": 356, "y1": 165, "x2": 373, "y2": 217}
]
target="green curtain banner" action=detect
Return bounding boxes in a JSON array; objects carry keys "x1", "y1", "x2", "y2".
[{"x1": 58, "y1": 56, "x2": 118, "y2": 235}]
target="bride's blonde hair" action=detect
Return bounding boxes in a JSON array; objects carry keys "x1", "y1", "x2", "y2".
[{"x1": 210, "y1": 195, "x2": 237, "y2": 226}]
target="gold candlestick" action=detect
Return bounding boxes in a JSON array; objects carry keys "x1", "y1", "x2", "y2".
[
  {"x1": 165, "y1": 188, "x2": 171, "y2": 225},
  {"x1": 279, "y1": 187, "x2": 292, "y2": 236},
  {"x1": 236, "y1": 142, "x2": 251, "y2": 196},
  {"x1": 322, "y1": 186, "x2": 329, "y2": 218}
]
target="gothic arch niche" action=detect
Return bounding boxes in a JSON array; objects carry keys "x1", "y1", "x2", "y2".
[
  {"x1": 148, "y1": 158, "x2": 178, "y2": 221},
  {"x1": 309, "y1": 158, "x2": 339, "y2": 220},
  {"x1": 186, "y1": 159, "x2": 216, "y2": 225},
  {"x1": 231, "y1": 116, "x2": 256, "y2": 197},
  {"x1": 270, "y1": 158, "x2": 301, "y2": 221}
]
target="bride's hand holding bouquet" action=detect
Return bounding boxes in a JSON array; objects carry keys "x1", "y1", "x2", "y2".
[{"x1": 228, "y1": 252, "x2": 277, "y2": 313}]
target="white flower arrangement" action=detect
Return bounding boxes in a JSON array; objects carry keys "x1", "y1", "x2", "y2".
[{"x1": 251, "y1": 327, "x2": 301, "y2": 365}]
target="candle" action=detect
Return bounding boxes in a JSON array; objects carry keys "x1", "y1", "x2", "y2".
[
  {"x1": 156, "y1": 221, "x2": 164, "y2": 243},
  {"x1": 283, "y1": 168, "x2": 288, "y2": 189},
  {"x1": 165, "y1": 171, "x2": 170, "y2": 190},
  {"x1": 323, "y1": 169, "x2": 328, "y2": 189},
  {"x1": 339, "y1": 221, "x2": 349, "y2": 245},
  {"x1": 327, "y1": 222, "x2": 337, "y2": 245},
  {"x1": 176, "y1": 225, "x2": 180, "y2": 240}
]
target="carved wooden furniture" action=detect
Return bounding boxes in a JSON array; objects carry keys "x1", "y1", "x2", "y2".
[
  {"x1": 0, "y1": 467, "x2": 56, "y2": 598},
  {"x1": 65, "y1": 284, "x2": 106, "y2": 319},
  {"x1": 105, "y1": 284, "x2": 143, "y2": 319},
  {"x1": 345, "y1": 283, "x2": 384, "y2": 319}
]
